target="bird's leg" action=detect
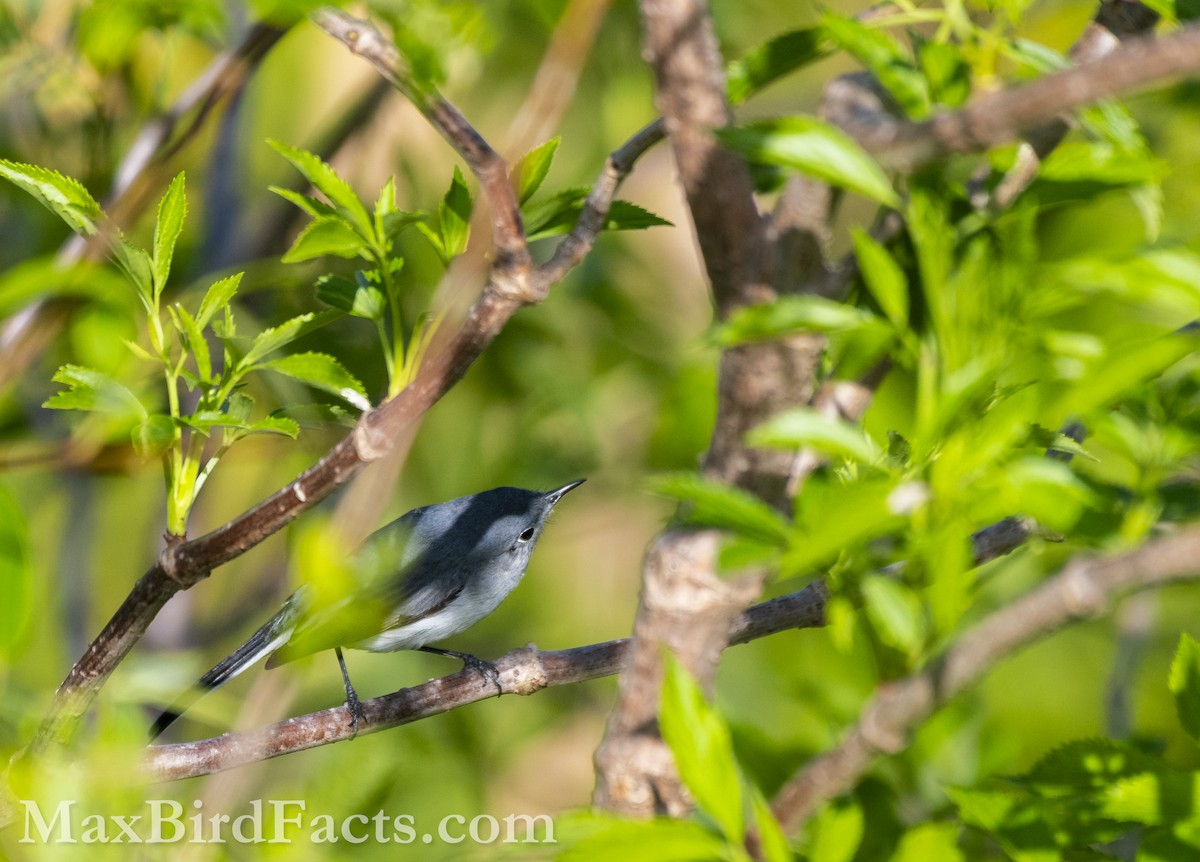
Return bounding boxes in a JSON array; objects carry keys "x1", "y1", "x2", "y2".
[
  {"x1": 419, "y1": 646, "x2": 503, "y2": 695},
  {"x1": 335, "y1": 647, "x2": 363, "y2": 738}
]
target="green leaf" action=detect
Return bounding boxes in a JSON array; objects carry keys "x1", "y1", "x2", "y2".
[
  {"x1": 315, "y1": 274, "x2": 386, "y2": 321},
  {"x1": 556, "y1": 815, "x2": 731, "y2": 862},
  {"x1": 718, "y1": 117, "x2": 900, "y2": 207},
  {"x1": 515, "y1": 136, "x2": 560, "y2": 204},
  {"x1": 852, "y1": 228, "x2": 909, "y2": 329},
  {"x1": 727, "y1": 26, "x2": 829, "y2": 105},
  {"x1": 891, "y1": 823, "x2": 964, "y2": 862},
  {"x1": 861, "y1": 574, "x2": 927, "y2": 660},
  {"x1": 152, "y1": 172, "x2": 187, "y2": 296},
  {"x1": 268, "y1": 140, "x2": 372, "y2": 238},
  {"x1": 262, "y1": 352, "x2": 370, "y2": 410},
  {"x1": 281, "y1": 216, "x2": 369, "y2": 263},
  {"x1": 524, "y1": 189, "x2": 673, "y2": 241},
  {"x1": 660, "y1": 656, "x2": 744, "y2": 844},
  {"x1": 917, "y1": 40, "x2": 971, "y2": 109},
  {"x1": 649, "y1": 473, "x2": 791, "y2": 546},
  {"x1": 43, "y1": 365, "x2": 146, "y2": 421},
  {"x1": 783, "y1": 476, "x2": 906, "y2": 575},
  {"x1": 438, "y1": 166, "x2": 473, "y2": 261},
  {"x1": 0, "y1": 484, "x2": 33, "y2": 659},
  {"x1": 196, "y1": 272, "x2": 243, "y2": 330},
  {"x1": 170, "y1": 304, "x2": 212, "y2": 384},
  {"x1": 111, "y1": 236, "x2": 154, "y2": 304},
  {"x1": 822, "y1": 13, "x2": 929, "y2": 117},
  {"x1": 809, "y1": 801, "x2": 863, "y2": 862},
  {"x1": 269, "y1": 185, "x2": 338, "y2": 219},
  {"x1": 750, "y1": 408, "x2": 882, "y2": 465},
  {"x1": 1029, "y1": 142, "x2": 1167, "y2": 206},
  {"x1": 715, "y1": 294, "x2": 885, "y2": 346},
  {"x1": 0, "y1": 158, "x2": 102, "y2": 235},
  {"x1": 1170, "y1": 635, "x2": 1200, "y2": 745},
  {"x1": 248, "y1": 414, "x2": 301, "y2": 438},
  {"x1": 748, "y1": 791, "x2": 792, "y2": 862},
  {"x1": 132, "y1": 413, "x2": 175, "y2": 458},
  {"x1": 239, "y1": 313, "x2": 317, "y2": 368}
]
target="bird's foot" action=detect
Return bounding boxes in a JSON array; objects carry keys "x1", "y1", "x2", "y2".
[
  {"x1": 419, "y1": 646, "x2": 503, "y2": 695},
  {"x1": 345, "y1": 687, "x2": 363, "y2": 739}
]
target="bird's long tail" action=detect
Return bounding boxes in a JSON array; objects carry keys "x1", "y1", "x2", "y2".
[{"x1": 149, "y1": 593, "x2": 302, "y2": 740}]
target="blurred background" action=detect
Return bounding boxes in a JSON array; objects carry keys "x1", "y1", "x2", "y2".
[{"x1": 1, "y1": 0, "x2": 1199, "y2": 859}]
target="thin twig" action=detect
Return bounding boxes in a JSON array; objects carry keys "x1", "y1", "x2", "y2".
[{"x1": 770, "y1": 524, "x2": 1200, "y2": 834}]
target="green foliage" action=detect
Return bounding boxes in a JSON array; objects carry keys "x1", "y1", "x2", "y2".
[
  {"x1": 726, "y1": 26, "x2": 829, "y2": 105},
  {"x1": 718, "y1": 118, "x2": 900, "y2": 208},
  {"x1": 0, "y1": 167, "x2": 363, "y2": 534}
]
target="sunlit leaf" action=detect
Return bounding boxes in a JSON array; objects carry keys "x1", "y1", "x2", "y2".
[
  {"x1": 132, "y1": 413, "x2": 175, "y2": 458},
  {"x1": 262, "y1": 352, "x2": 370, "y2": 410},
  {"x1": 822, "y1": 13, "x2": 929, "y2": 117},
  {"x1": 269, "y1": 140, "x2": 371, "y2": 238},
  {"x1": 660, "y1": 657, "x2": 744, "y2": 843},
  {"x1": 515, "y1": 136, "x2": 560, "y2": 204},
  {"x1": 152, "y1": 172, "x2": 187, "y2": 296},
  {"x1": 718, "y1": 117, "x2": 900, "y2": 207},
  {"x1": 852, "y1": 228, "x2": 909, "y2": 330},
  {"x1": 281, "y1": 216, "x2": 369, "y2": 263},
  {"x1": 727, "y1": 26, "x2": 829, "y2": 105},
  {"x1": 1170, "y1": 634, "x2": 1200, "y2": 745},
  {"x1": 43, "y1": 365, "x2": 145, "y2": 421},
  {"x1": 0, "y1": 158, "x2": 102, "y2": 235},
  {"x1": 649, "y1": 473, "x2": 791, "y2": 546},
  {"x1": 715, "y1": 294, "x2": 885, "y2": 345},
  {"x1": 315, "y1": 274, "x2": 385, "y2": 321},
  {"x1": 196, "y1": 272, "x2": 243, "y2": 330},
  {"x1": 750, "y1": 408, "x2": 883, "y2": 465}
]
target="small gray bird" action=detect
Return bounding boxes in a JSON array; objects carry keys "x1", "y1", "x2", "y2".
[{"x1": 150, "y1": 479, "x2": 584, "y2": 739}]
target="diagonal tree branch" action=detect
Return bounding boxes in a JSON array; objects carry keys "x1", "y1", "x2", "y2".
[
  {"x1": 27, "y1": 10, "x2": 663, "y2": 755},
  {"x1": 770, "y1": 525, "x2": 1200, "y2": 834}
]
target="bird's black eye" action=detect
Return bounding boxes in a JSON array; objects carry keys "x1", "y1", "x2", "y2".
[{"x1": 517, "y1": 527, "x2": 536, "y2": 543}]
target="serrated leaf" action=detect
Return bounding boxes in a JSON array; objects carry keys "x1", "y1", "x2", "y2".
[
  {"x1": 648, "y1": 473, "x2": 790, "y2": 546},
  {"x1": 44, "y1": 365, "x2": 146, "y2": 420},
  {"x1": 226, "y1": 391, "x2": 254, "y2": 424},
  {"x1": 438, "y1": 166, "x2": 472, "y2": 261},
  {"x1": 714, "y1": 294, "x2": 884, "y2": 345},
  {"x1": 110, "y1": 235, "x2": 155, "y2": 304},
  {"x1": 262, "y1": 352, "x2": 370, "y2": 410},
  {"x1": 268, "y1": 140, "x2": 371, "y2": 238},
  {"x1": 248, "y1": 414, "x2": 300, "y2": 438},
  {"x1": 269, "y1": 185, "x2": 338, "y2": 219},
  {"x1": 727, "y1": 26, "x2": 829, "y2": 105},
  {"x1": 515, "y1": 136, "x2": 560, "y2": 204},
  {"x1": 660, "y1": 656, "x2": 744, "y2": 843},
  {"x1": 282, "y1": 216, "x2": 369, "y2": 263},
  {"x1": 315, "y1": 274, "x2": 385, "y2": 321},
  {"x1": 718, "y1": 117, "x2": 900, "y2": 207},
  {"x1": 852, "y1": 228, "x2": 909, "y2": 329},
  {"x1": 524, "y1": 188, "x2": 672, "y2": 241},
  {"x1": 239, "y1": 313, "x2": 316, "y2": 368},
  {"x1": 0, "y1": 158, "x2": 102, "y2": 235},
  {"x1": 153, "y1": 172, "x2": 187, "y2": 296},
  {"x1": 170, "y1": 304, "x2": 211, "y2": 384},
  {"x1": 1171, "y1": 635, "x2": 1200, "y2": 744},
  {"x1": 750, "y1": 408, "x2": 882, "y2": 464},
  {"x1": 822, "y1": 13, "x2": 929, "y2": 117},
  {"x1": 132, "y1": 413, "x2": 175, "y2": 457},
  {"x1": 861, "y1": 574, "x2": 926, "y2": 660},
  {"x1": 196, "y1": 272, "x2": 243, "y2": 330}
]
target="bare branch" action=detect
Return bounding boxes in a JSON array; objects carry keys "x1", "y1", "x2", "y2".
[
  {"x1": 532, "y1": 119, "x2": 666, "y2": 290},
  {"x1": 770, "y1": 525, "x2": 1200, "y2": 834},
  {"x1": 145, "y1": 579, "x2": 826, "y2": 782}
]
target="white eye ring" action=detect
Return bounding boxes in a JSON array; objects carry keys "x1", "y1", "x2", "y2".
[{"x1": 517, "y1": 527, "x2": 536, "y2": 543}]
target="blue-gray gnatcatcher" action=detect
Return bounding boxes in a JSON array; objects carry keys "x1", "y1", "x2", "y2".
[{"x1": 150, "y1": 479, "x2": 584, "y2": 739}]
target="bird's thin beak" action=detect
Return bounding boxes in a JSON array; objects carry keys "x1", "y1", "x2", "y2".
[{"x1": 545, "y1": 478, "x2": 586, "y2": 503}]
